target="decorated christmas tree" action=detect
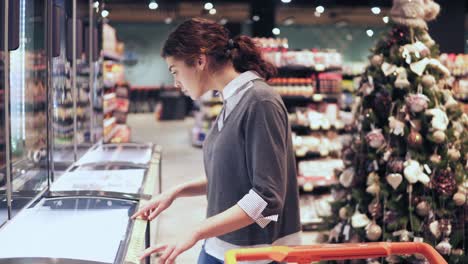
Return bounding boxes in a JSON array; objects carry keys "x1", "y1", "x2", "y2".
[{"x1": 328, "y1": 0, "x2": 468, "y2": 263}]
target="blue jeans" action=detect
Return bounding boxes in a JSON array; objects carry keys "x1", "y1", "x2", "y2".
[{"x1": 198, "y1": 246, "x2": 224, "y2": 264}]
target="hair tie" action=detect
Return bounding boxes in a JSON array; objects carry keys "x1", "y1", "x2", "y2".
[{"x1": 227, "y1": 39, "x2": 238, "y2": 50}]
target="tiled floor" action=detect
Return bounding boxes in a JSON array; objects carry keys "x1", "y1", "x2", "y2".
[{"x1": 128, "y1": 114, "x2": 321, "y2": 263}]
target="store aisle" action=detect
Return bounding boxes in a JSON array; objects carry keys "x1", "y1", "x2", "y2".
[{"x1": 128, "y1": 114, "x2": 206, "y2": 263}]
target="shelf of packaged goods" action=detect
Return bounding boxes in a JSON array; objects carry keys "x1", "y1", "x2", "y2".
[{"x1": 291, "y1": 124, "x2": 346, "y2": 135}]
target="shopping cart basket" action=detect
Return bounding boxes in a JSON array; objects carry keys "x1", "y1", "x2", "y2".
[{"x1": 225, "y1": 242, "x2": 447, "y2": 264}]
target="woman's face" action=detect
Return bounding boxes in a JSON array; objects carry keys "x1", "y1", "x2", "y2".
[{"x1": 165, "y1": 56, "x2": 209, "y2": 100}]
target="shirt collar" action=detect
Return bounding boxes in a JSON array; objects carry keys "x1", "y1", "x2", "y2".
[{"x1": 221, "y1": 71, "x2": 261, "y2": 101}]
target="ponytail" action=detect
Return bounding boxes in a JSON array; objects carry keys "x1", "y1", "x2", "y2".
[{"x1": 230, "y1": 35, "x2": 277, "y2": 80}]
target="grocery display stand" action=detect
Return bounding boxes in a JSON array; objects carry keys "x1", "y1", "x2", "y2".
[
  {"x1": 225, "y1": 242, "x2": 447, "y2": 264},
  {"x1": 0, "y1": 142, "x2": 163, "y2": 264}
]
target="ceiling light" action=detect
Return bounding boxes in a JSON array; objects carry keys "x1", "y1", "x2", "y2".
[
  {"x1": 165, "y1": 17, "x2": 173, "y2": 24},
  {"x1": 371, "y1": 7, "x2": 381, "y2": 15},
  {"x1": 281, "y1": 0, "x2": 292, "y2": 3},
  {"x1": 316, "y1": 6, "x2": 325, "y2": 13},
  {"x1": 252, "y1": 15, "x2": 260, "y2": 22},
  {"x1": 149, "y1": 1, "x2": 158, "y2": 10},
  {"x1": 209, "y1": 8, "x2": 217, "y2": 15},
  {"x1": 204, "y1": 2, "x2": 214, "y2": 10},
  {"x1": 366, "y1": 29, "x2": 374, "y2": 37},
  {"x1": 219, "y1": 18, "x2": 228, "y2": 25},
  {"x1": 101, "y1": 9, "x2": 109, "y2": 18},
  {"x1": 272, "y1": 28, "x2": 280, "y2": 35},
  {"x1": 93, "y1": 1, "x2": 99, "y2": 8},
  {"x1": 383, "y1": 16, "x2": 389, "y2": 24}
]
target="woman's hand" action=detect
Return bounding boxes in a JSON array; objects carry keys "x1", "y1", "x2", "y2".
[
  {"x1": 131, "y1": 190, "x2": 176, "y2": 221},
  {"x1": 139, "y1": 231, "x2": 200, "y2": 264}
]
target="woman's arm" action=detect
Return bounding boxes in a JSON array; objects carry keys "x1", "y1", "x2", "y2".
[
  {"x1": 171, "y1": 176, "x2": 208, "y2": 198},
  {"x1": 139, "y1": 204, "x2": 253, "y2": 263}
]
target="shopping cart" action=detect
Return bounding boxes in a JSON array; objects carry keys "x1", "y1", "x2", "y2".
[{"x1": 225, "y1": 242, "x2": 447, "y2": 264}]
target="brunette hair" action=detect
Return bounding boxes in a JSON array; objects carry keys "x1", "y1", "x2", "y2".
[{"x1": 161, "y1": 18, "x2": 277, "y2": 80}]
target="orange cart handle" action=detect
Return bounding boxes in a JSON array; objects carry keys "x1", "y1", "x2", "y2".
[{"x1": 225, "y1": 242, "x2": 447, "y2": 264}]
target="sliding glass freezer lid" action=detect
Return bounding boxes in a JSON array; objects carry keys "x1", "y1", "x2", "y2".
[
  {"x1": 50, "y1": 169, "x2": 146, "y2": 195},
  {"x1": 76, "y1": 146, "x2": 153, "y2": 166},
  {"x1": 0, "y1": 197, "x2": 137, "y2": 263}
]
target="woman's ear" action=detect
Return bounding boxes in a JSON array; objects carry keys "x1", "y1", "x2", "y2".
[{"x1": 196, "y1": 54, "x2": 207, "y2": 71}]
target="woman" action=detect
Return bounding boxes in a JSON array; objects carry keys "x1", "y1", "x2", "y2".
[{"x1": 132, "y1": 18, "x2": 301, "y2": 264}]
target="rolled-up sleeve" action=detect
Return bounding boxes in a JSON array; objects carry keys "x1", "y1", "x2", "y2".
[{"x1": 237, "y1": 100, "x2": 288, "y2": 228}]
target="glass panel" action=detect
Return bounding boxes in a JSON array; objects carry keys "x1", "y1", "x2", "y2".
[
  {"x1": 8, "y1": 0, "x2": 47, "y2": 215},
  {"x1": 51, "y1": 0, "x2": 73, "y2": 171},
  {"x1": 0, "y1": 0, "x2": 7, "y2": 226},
  {"x1": 0, "y1": 197, "x2": 136, "y2": 263}
]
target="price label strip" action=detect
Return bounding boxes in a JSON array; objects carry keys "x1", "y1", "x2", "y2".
[{"x1": 124, "y1": 218, "x2": 147, "y2": 264}]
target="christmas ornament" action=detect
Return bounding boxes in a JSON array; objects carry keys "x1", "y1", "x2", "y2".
[
  {"x1": 389, "y1": 116, "x2": 405, "y2": 136},
  {"x1": 429, "y1": 221, "x2": 441, "y2": 239},
  {"x1": 365, "y1": 223, "x2": 382, "y2": 241},
  {"x1": 421, "y1": 74, "x2": 436, "y2": 88},
  {"x1": 366, "y1": 183, "x2": 380, "y2": 195},
  {"x1": 401, "y1": 42, "x2": 430, "y2": 64},
  {"x1": 416, "y1": 201, "x2": 430, "y2": 217},
  {"x1": 432, "y1": 130, "x2": 446, "y2": 144},
  {"x1": 339, "y1": 207, "x2": 348, "y2": 220},
  {"x1": 453, "y1": 191, "x2": 466, "y2": 206},
  {"x1": 370, "y1": 54, "x2": 383, "y2": 67},
  {"x1": 384, "y1": 210, "x2": 398, "y2": 224},
  {"x1": 407, "y1": 130, "x2": 423, "y2": 148},
  {"x1": 388, "y1": 159, "x2": 405, "y2": 173},
  {"x1": 430, "y1": 154, "x2": 442, "y2": 164},
  {"x1": 447, "y1": 148, "x2": 461, "y2": 162},
  {"x1": 432, "y1": 169, "x2": 457, "y2": 196},
  {"x1": 339, "y1": 167, "x2": 355, "y2": 188},
  {"x1": 383, "y1": 149, "x2": 392, "y2": 162},
  {"x1": 410, "y1": 57, "x2": 451, "y2": 76},
  {"x1": 366, "y1": 172, "x2": 379, "y2": 185},
  {"x1": 406, "y1": 94, "x2": 430, "y2": 113},
  {"x1": 373, "y1": 90, "x2": 392, "y2": 120},
  {"x1": 393, "y1": 229, "x2": 412, "y2": 242},
  {"x1": 386, "y1": 173, "x2": 403, "y2": 190},
  {"x1": 442, "y1": 90, "x2": 458, "y2": 110},
  {"x1": 395, "y1": 67, "x2": 410, "y2": 89},
  {"x1": 366, "y1": 129, "x2": 386, "y2": 149},
  {"x1": 351, "y1": 210, "x2": 371, "y2": 228},
  {"x1": 403, "y1": 159, "x2": 430, "y2": 185},
  {"x1": 426, "y1": 108, "x2": 449, "y2": 131},
  {"x1": 435, "y1": 238, "x2": 452, "y2": 255},
  {"x1": 381, "y1": 62, "x2": 398, "y2": 76},
  {"x1": 368, "y1": 200, "x2": 382, "y2": 218}
]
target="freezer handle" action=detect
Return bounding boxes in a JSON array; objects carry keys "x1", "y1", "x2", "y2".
[{"x1": 225, "y1": 242, "x2": 447, "y2": 264}]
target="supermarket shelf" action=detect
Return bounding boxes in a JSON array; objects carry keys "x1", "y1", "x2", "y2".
[
  {"x1": 296, "y1": 152, "x2": 323, "y2": 162},
  {"x1": 281, "y1": 94, "x2": 339, "y2": 104},
  {"x1": 298, "y1": 175, "x2": 338, "y2": 190}
]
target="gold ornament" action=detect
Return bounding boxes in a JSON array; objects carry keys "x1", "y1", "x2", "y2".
[
  {"x1": 453, "y1": 192, "x2": 466, "y2": 206},
  {"x1": 430, "y1": 154, "x2": 442, "y2": 164},
  {"x1": 339, "y1": 207, "x2": 348, "y2": 220},
  {"x1": 421, "y1": 74, "x2": 436, "y2": 88},
  {"x1": 366, "y1": 223, "x2": 382, "y2": 241},
  {"x1": 416, "y1": 201, "x2": 430, "y2": 217},
  {"x1": 448, "y1": 148, "x2": 461, "y2": 162},
  {"x1": 432, "y1": 130, "x2": 446, "y2": 144}
]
